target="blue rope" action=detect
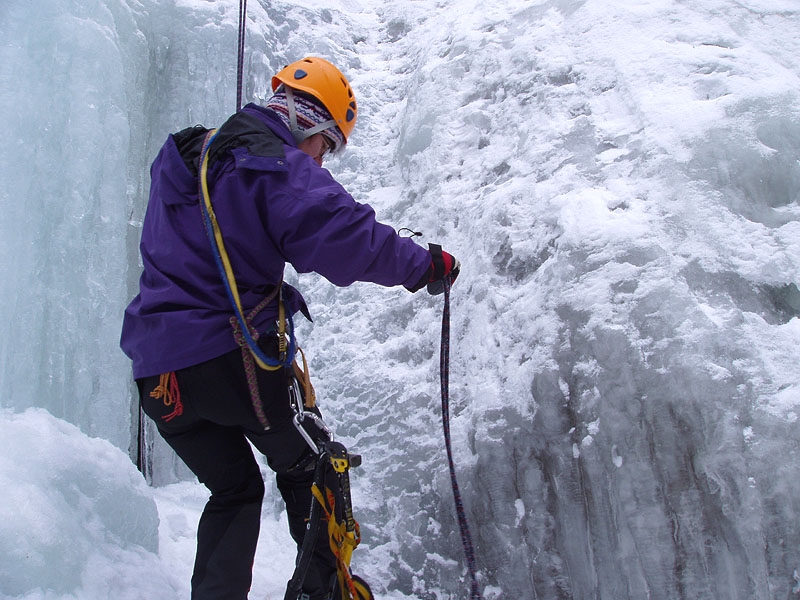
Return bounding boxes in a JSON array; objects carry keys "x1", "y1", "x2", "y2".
[
  {"x1": 440, "y1": 278, "x2": 483, "y2": 599},
  {"x1": 198, "y1": 130, "x2": 294, "y2": 370}
]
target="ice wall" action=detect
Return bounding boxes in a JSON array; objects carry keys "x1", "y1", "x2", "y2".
[
  {"x1": 0, "y1": 0, "x2": 362, "y2": 463},
  {"x1": 0, "y1": 0, "x2": 143, "y2": 450},
  {"x1": 336, "y1": 1, "x2": 800, "y2": 598},
  {"x1": 3, "y1": 0, "x2": 800, "y2": 598}
]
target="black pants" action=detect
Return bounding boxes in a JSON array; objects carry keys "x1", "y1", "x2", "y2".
[{"x1": 138, "y1": 342, "x2": 336, "y2": 600}]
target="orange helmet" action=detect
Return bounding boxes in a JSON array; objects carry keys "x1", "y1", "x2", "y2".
[{"x1": 272, "y1": 57, "x2": 358, "y2": 143}]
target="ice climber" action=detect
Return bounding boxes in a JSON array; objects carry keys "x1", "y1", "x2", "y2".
[{"x1": 120, "y1": 56, "x2": 460, "y2": 600}]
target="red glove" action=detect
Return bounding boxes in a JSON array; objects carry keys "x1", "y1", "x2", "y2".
[{"x1": 425, "y1": 243, "x2": 460, "y2": 295}]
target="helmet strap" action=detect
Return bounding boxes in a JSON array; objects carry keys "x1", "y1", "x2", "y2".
[{"x1": 285, "y1": 86, "x2": 338, "y2": 144}]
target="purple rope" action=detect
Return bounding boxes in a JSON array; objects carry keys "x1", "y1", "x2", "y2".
[
  {"x1": 440, "y1": 278, "x2": 483, "y2": 599},
  {"x1": 236, "y1": 0, "x2": 247, "y2": 111}
]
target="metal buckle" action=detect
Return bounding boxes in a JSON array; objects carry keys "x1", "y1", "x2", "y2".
[{"x1": 292, "y1": 410, "x2": 332, "y2": 454}]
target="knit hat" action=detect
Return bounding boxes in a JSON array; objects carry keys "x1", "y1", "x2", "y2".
[{"x1": 266, "y1": 89, "x2": 346, "y2": 153}]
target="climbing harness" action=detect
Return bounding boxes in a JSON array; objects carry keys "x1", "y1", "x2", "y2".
[
  {"x1": 439, "y1": 277, "x2": 483, "y2": 600},
  {"x1": 236, "y1": 0, "x2": 247, "y2": 111}
]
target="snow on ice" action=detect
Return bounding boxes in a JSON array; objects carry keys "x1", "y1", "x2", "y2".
[{"x1": 1, "y1": 0, "x2": 800, "y2": 598}]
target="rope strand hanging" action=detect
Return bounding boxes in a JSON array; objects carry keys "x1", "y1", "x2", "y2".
[
  {"x1": 439, "y1": 278, "x2": 483, "y2": 599},
  {"x1": 236, "y1": 0, "x2": 247, "y2": 111}
]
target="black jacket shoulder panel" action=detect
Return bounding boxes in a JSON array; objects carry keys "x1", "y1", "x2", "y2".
[
  {"x1": 210, "y1": 111, "x2": 286, "y2": 165},
  {"x1": 173, "y1": 125, "x2": 210, "y2": 177},
  {"x1": 171, "y1": 112, "x2": 286, "y2": 177}
]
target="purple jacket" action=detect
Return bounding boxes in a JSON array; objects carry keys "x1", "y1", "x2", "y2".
[{"x1": 121, "y1": 104, "x2": 430, "y2": 379}]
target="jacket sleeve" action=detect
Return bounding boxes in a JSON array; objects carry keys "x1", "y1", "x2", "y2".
[{"x1": 266, "y1": 151, "x2": 431, "y2": 289}]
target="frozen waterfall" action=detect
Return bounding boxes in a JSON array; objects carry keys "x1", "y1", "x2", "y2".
[{"x1": 2, "y1": 0, "x2": 800, "y2": 598}]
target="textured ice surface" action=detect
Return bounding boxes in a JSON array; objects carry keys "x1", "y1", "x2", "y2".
[{"x1": 1, "y1": 0, "x2": 800, "y2": 598}]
